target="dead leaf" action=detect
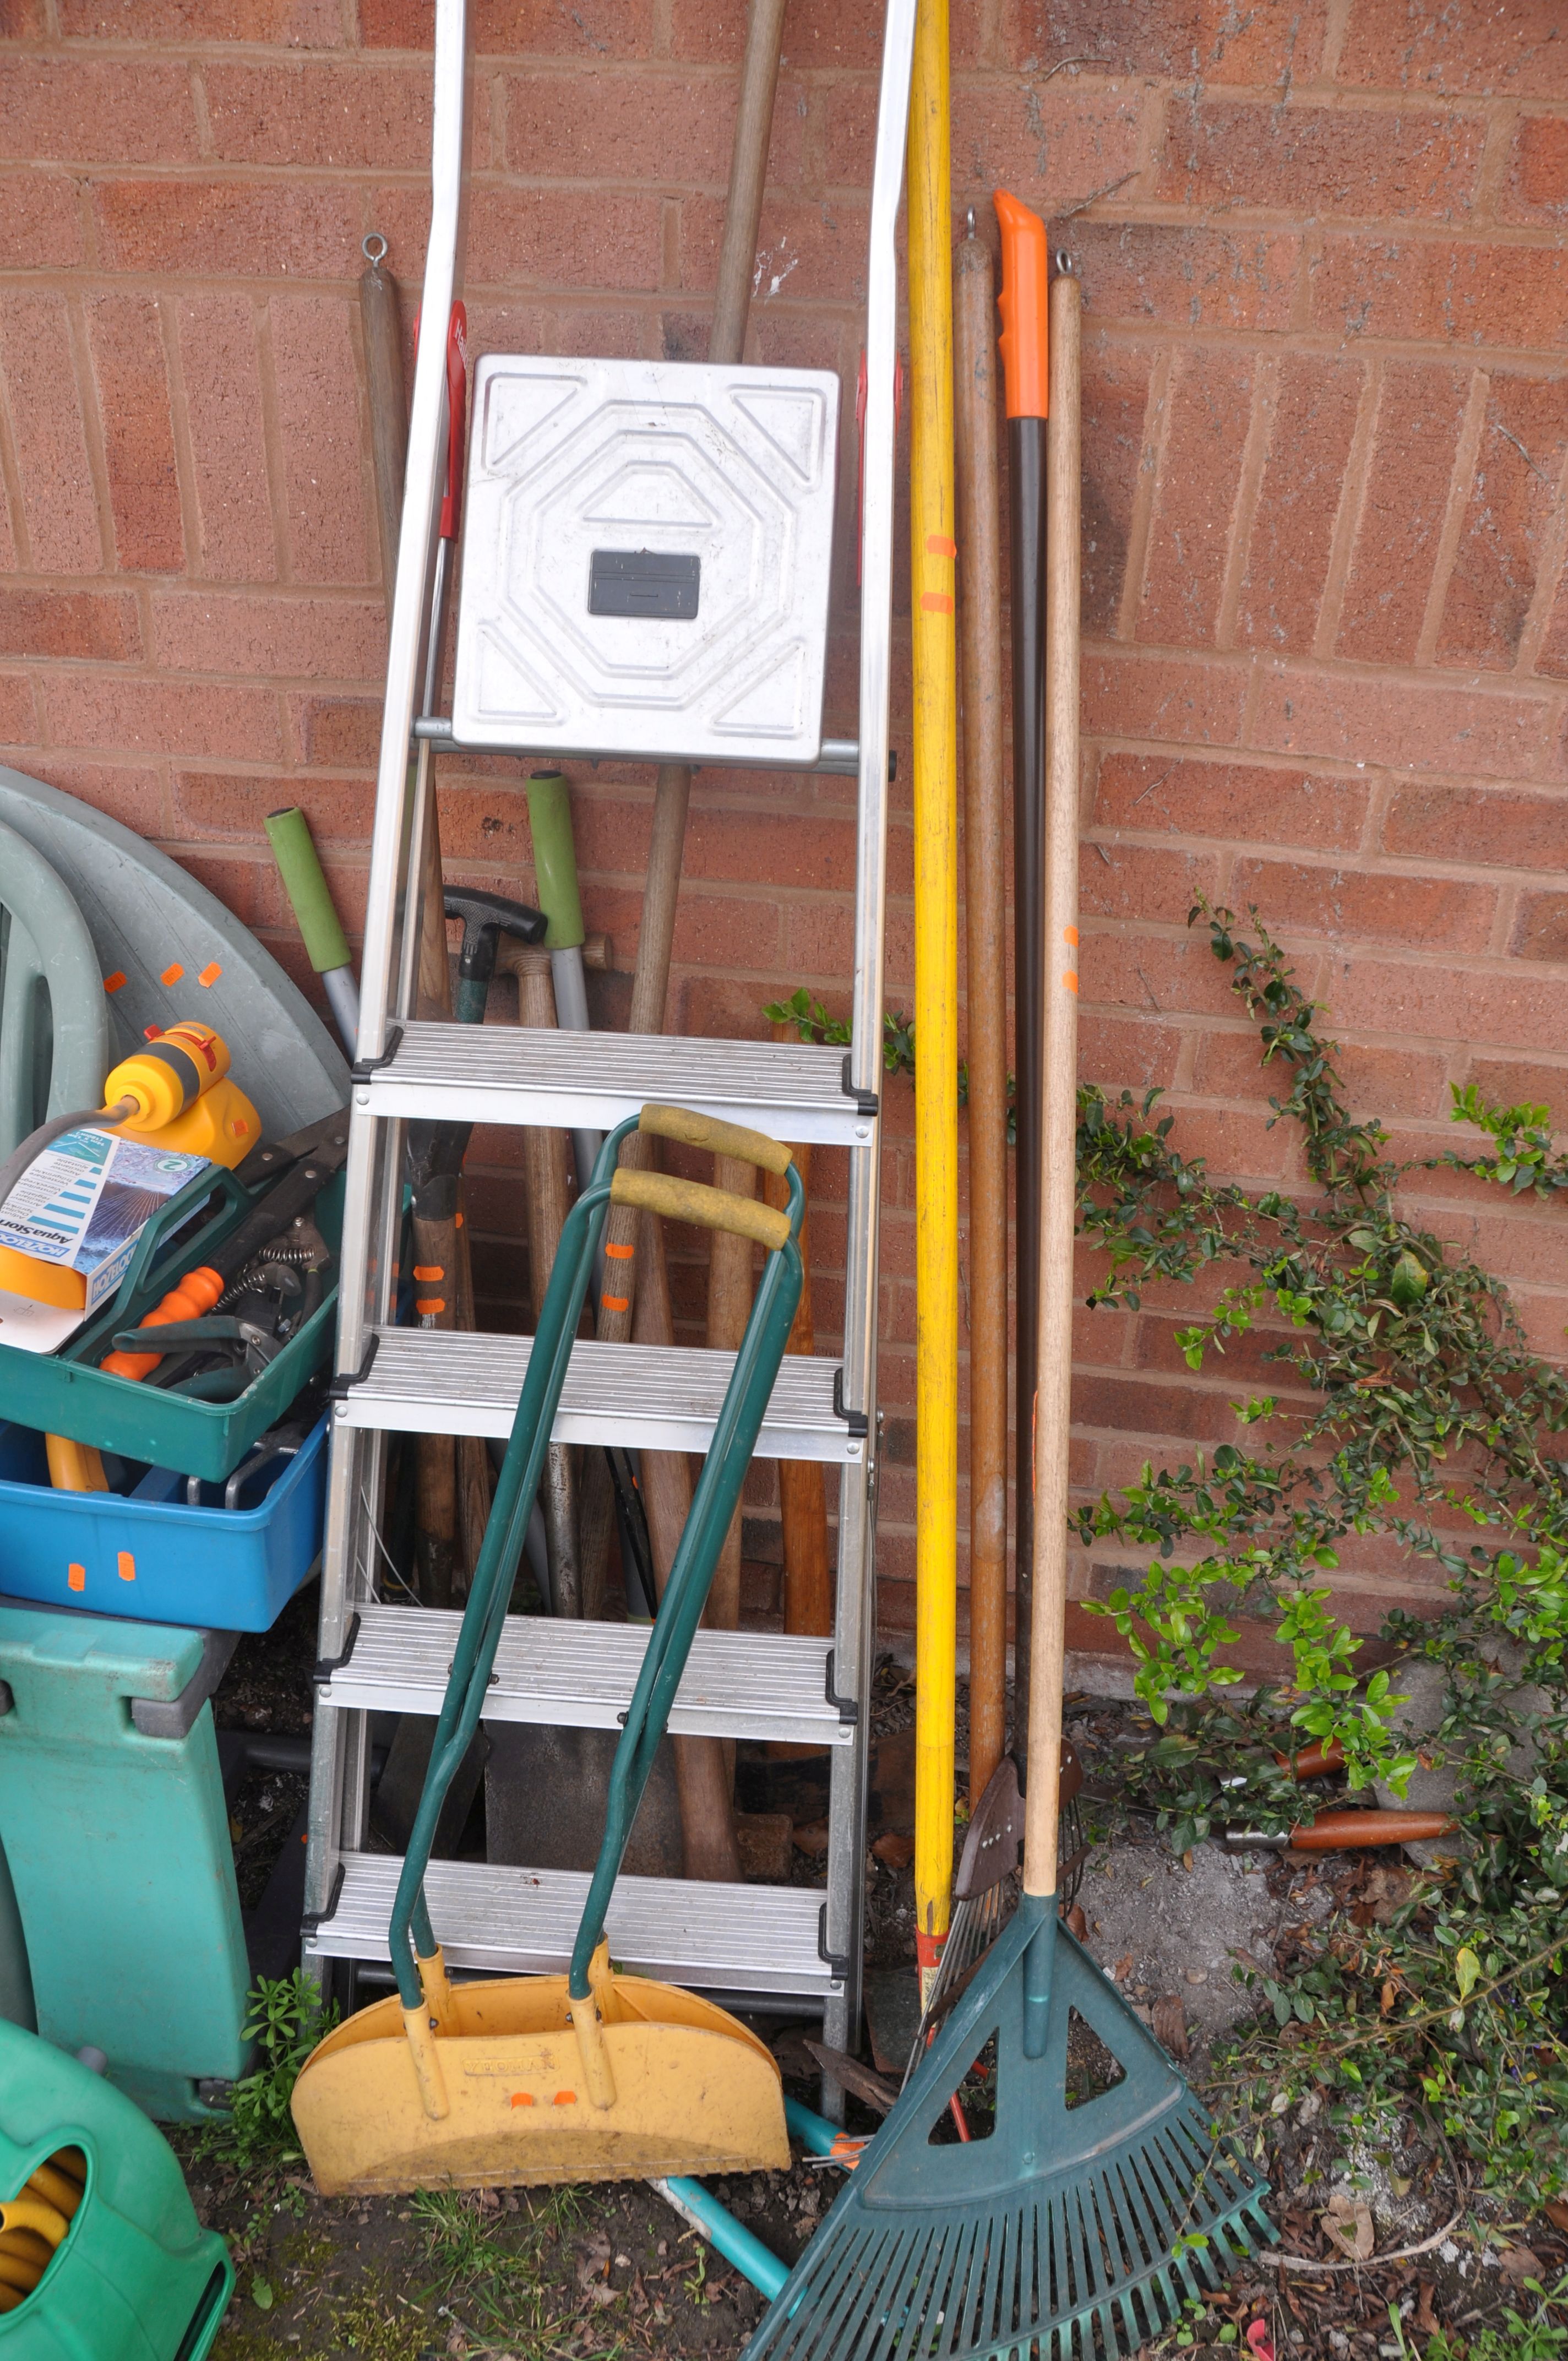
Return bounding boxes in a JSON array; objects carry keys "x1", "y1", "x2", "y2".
[
  {"x1": 1499, "y1": 2245, "x2": 1543, "y2": 2286},
  {"x1": 871, "y1": 1831, "x2": 914, "y2": 1868},
  {"x1": 1415, "y1": 2282, "x2": 1438, "y2": 2335},
  {"x1": 1064, "y1": 1904, "x2": 1087, "y2": 1940},
  {"x1": 586, "y1": 2283, "x2": 620, "y2": 2309},
  {"x1": 1182, "y1": 1848, "x2": 1195, "y2": 1871},
  {"x1": 1112, "y1": 1953, "x2": 1134, "y2": 1983},
  {"x1": 793, "y1": 1820, "x2": 830, "y2": 1857},
  {"x1": 1545, "y1": 2198, "x2": 1568, "y2": 2233},
  {"x1": 1150, "y1": 1995, "x2": 1189, "y2": 2061},
  {"x1": 445, "y1": 2329, "x2": 467, "y2": 2358},
  {"x1": 1381, "y1": 1980, "x2": 1398, "y2": 2016},
  {"x1": 1320, "y1": 2193, "x2": 1375, "y2": 2260}
]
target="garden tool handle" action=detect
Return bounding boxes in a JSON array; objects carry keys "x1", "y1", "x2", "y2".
[
  {"x1": 1286, "y1": 1809, "x2": 1457, "y2": 1851},
  {"x1": 1022, "y1": 266, "x2": 1080, "y2": 1912},
  {"x1": 637, "y1": 1102, "x2": 793, "y2": 1176},
  {"x1": 611, "y1": 1167, "x2": 792, "y2": 1252},
  {"x1": 994, "y1": 189, "x2": 1049, "y2": 421}
]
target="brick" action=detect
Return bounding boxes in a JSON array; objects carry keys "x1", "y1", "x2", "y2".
[
  {"x1": 0, "y1": 293, "x2": 102, "y2": 575},
  {"x1": 360, "y1": 0, "x2": 654, "y2": 51},
  {"x1": 467, "y1": 188, "x2": 664, "y2": 293},
  {"x1": 500, "y1": 67, "x2": 804, "y2": 187},
  {"x1": 1324, "y1": 951, "x2": 1568, "y2": 1057},
  {"x1": 166, "y1": 849, "x2": 288, "y2": 931},
  {"x1": 1002, "y1": 0, "x2": 1329, "y2": 83},
  {"x1": 1082, "y1": 651, "x2": 1248, "y2": 744},
  {"x1": 0, "y1": 1, "x2": 48, "y2": 29},
  {"x1": 1079, "y1": 840, "x2": 1221, "y2": 924},
  {"x1": 1309, "y1": 236, "x2": 1568, "y2": 353},
  {"x1": 0, "y1": 60, "x2": 199, "y2": 164},
  {"x1": 35, "y1": 757, "x2": 164, "y2": 835},
  {"x1": 1250, "y1": 662, "x2": 1556, "y2": 780},
  {"x1": 1337, "y1": 1, "x2": 1568, "y2": 100},
  {"x1": 1157, "y1": 97, "x2": 1484, "y2": 221},
  {"x1": 1511, "y1": 890, "x2": 1568, "y2": 963},
  {"x1": 1066, "y1": 222, "x2": 1299, "y2": 333},
  {"x1": 0, "y1": 674, "x2": 37, "y2": 745},
  {"x1": 1462, "y1": 1051, "x2": 1568, "y2": 1118},
  {"x1": 1237, "y1": 353, "x2": 1364, "y2": 652},
  {"x1": 1082, "y1": 928, "x2": 1254, "y2": 1024},
  {"x1": 1228, "y1": 855, "x2": 1495, "y2": 953},
  {"x1": 204, "y1": 63, "x2": 432, "y2": 168},
  {"x1": 86, "y1": 295, "x2": 184, "y2": 574},
  {"x1": 92, "y1": 180, "x2": 361, "y2": 280},
  {"x1": 171, "y1": 768, "x2": 371, "y2": 842},
  {"x1": 1336, "y1": 361, "x2": 1470, "y2": 665},
  {"x1": 0, "y1": 172, "x2": 83, "y2": 272},
  {"x1": 0, "y1": 587, "x2": 141, "y2": 664},
  {"x1": 678, "y1": 196, "x2": 869, "y2": 306},
  {"x1": 1501, "y1": 113, "x2": 1568, "y2": 224},
  {"x1": 58, "y1": 0, "x2": 342, "y2": 39},
  {"x1": 40, "y1": 674, "x2": 281, "y2": 761},
  {"x1": 1383, "y1": 781, "x2": 1568, "y2": 869},
  {"x1": 1538, "y1": 570, "x2": 1568, "y2": 680},
  {"x1": 153, "y1": 591, "x2": 384, "y2": 679},
  {"x1": 1436, "y1": 376, "x2": 1568, "y2": 670},
  {"x1": 176, "y1": 296, "x2": 276, "y2": 582},
  {"x1": 1078, "y1": 1013, "x2": 1188, "y2": 1090},
  {"x1": 1080, "y1": 347, "x2": 1153, "y2": 635},
  {"x1": 946, "y1": 85, "x2": 1144, "y2": 217},
  {"x1": 290, "y1": 693, "x2": 381, "y2": 766},
  {"x1": 1073, "y1": 1370, "x2": 1247, "y2": 1446},
  {"x1": 1192, "y1": 1026, "x2": 1451, "y2": 1119},
  {"x1": 1137, "y1": 351, "x2": 1254, "y2": 648},
  {"x1": 268, "y1": 295, "x2": 374, "y2": 587},
  {"x1": 1093, "y1": 752, "x2": 1370, "y2": 850}
]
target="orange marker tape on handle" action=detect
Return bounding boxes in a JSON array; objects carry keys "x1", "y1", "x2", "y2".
[
  {"x1": 994, "y1": 190, "x2": 1049, "y2": 421},
  {"x1": 100, "y1": 1265, "x2": 224, "y2": 1380}
]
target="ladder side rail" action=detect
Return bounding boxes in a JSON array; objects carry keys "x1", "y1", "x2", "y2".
[{"x1": 823, "y1": 0, "x2": 919, "y2": 2064}]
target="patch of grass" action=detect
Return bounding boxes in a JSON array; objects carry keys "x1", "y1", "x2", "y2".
[
  {"x1": 1385, "y1": 2272, "x2": 1568, "y2": 2358},
  {"x1": 331, "y1": 2273, "x2": 433, "y2": 2360},
  {"x1": 410, "y1": 2187, "x2": 589, "y2": 2354}
]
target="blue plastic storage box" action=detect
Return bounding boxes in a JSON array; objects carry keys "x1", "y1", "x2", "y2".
[{"x1": 0, "y1": 1414, "x2": 325, "y2": 1630}]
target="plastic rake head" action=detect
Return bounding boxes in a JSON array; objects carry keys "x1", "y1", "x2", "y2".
[{"x1": 745, "y1": 1905, "x2": 1275, "y2": 2361}]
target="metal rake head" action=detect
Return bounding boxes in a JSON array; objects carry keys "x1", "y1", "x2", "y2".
[{"x1": 747, "y1": 1903, "x2": 1274, "y2": 2361}]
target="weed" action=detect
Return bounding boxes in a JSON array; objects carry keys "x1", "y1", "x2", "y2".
[
  {"x1": 1385, "y1": 2271, "x2": 1568, "y2": 2357},
  {"x1": 199, "y1": 1972, "x2": 337, "y2": 2176},
  {"x1": 331, "y1": 2274, "x2": 432, "y2": 2360}
]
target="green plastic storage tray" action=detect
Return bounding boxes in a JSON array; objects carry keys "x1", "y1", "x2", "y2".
[{"x1": 0, "y1": 1163, "x2": 342, "y2": 1483}]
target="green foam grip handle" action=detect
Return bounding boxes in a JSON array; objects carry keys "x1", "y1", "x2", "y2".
[
  {"x1": 265, "y1": 807, "x2": 352, "y2": 975},
  {"x1": 525, "y1": 771, "x2": 586, "y2": 951}
]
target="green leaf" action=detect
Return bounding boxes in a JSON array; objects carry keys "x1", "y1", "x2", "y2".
[
  {"x1": 252, "y1": 2278, "x2": 275, "y2": 2313},
  {"x1": 1390, "y1": 1249, "x2": 1428, "y2": 1307},
  {"x1": 1455, "y1": 1945, "x2": 1481, "y2": 2003}
]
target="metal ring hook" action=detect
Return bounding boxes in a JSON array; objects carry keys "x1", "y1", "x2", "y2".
[
  {"x1": 362, "y1": 231, "x2": 388, "y2": 269},
  {"x1": 1054, "y1": 249, "x2": 1073, "y2": 275}
]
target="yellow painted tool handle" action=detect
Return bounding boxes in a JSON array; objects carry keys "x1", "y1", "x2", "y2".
[
  {"x1": 1023, "y1": 270, "x2": 1082, "y2": 1905},
  {"x1": 568, "y1": 1991, "x2": 618, "y2": 2112},
  {"x1": 400, "y1": 2003, "x2": 450, "y2": 2123},
  {"x1": 611, "y1": 1168, "x2": 792, "y2": 1252},
  {"x1": 908, "y1": 0, "x2": 959, "y2": 1990},
  {"x1": 638, "y1": 1103, "x2": 793, "y2": 1176}
]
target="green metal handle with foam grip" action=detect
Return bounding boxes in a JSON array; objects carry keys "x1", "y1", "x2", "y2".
[{"x1": 264, "y1": 809, "x2": 351, "y2": 975}]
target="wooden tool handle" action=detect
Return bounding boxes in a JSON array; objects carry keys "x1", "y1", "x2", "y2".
[
  {"x1": 611, "y1": 1167, "x2": 792, "y2": 1250},
  {"x1": 1022, "y1": 270, "x2": 1081, "y2": 1903},
  {"x1": 1288, "y1": 1810, "x2": 1457, "y2": 1851},
  {"x1": 639, "y1": 1102, "x2": 793, "y2": 1174}
]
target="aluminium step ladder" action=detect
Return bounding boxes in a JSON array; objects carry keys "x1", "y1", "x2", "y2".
[{"x1": 301, "y1": 0, "x2": 918, "y2": 2063}]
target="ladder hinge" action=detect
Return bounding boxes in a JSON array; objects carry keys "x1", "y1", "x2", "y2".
[
  {"x1": 329, "y1": 1334, "x2": 380, "y2": 1400},
  {"x1": 840, "y1": 1054, "x2": 878, "y2": 1118},
  {"x1": 832, "y1": 1366, "x2": 869, "y2": 1437},
  {"x1": 350, "y1": 1024, "x2": 403, "y2": 1082},
  {"x1": 300, "y1": 1860, "x2": 346, "y2": 1937},
  {"x1": 816, "y1": 1903, "x2": 850, "y2": 1983},
  {"x1": 313, "y1": 1612, "x2": 361, "y2": 1685},
  {"x1": 824, "y1": 1649, "x2": 858, "y2": 1727}
]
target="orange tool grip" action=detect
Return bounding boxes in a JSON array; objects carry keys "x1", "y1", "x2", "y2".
[
  {"x1": 994, "y1": 190, "x2": 1049, "y2": 421},
  {"x1": 1287, "y1": 1809, "x2": 1456, "y2": 1852},
  {"x1": 100, "y1": 1265, "x2": 224, "y2": 1380},
  {"x1": 1276, "y1": 1737, "x2": 1347, "y2": 1780}
]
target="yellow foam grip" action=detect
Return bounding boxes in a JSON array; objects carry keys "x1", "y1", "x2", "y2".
[
  {"x1": 611, "y1": 1169, "x2": 791, "y2": 1252},
  {"x1": 637, "y1": 1104, "x2": 792, "y2": 1176}
]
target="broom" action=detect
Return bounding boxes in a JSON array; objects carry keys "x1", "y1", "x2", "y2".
[{"x1": 738, "y1": 265, "x2": 1275, "y2": 2361}]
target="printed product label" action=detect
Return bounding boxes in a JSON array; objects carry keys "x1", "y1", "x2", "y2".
[{"x1": 0, "y1": 1127, "x2": 210, "y2": 1310}]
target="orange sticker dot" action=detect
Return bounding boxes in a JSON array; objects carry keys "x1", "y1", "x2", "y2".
[
  {"x1": 103, "y1": 971, "x2": 126, "y2": 994},
  {"x1": 68, "y1": 1564, "x2": 85, "y2": 1592},
  {"x1": 118, "y1": 1551, "x2": 135, "y2": 1582},
  {"x1": 198, "y1": 961, "x2": 222, "y2": 987},
  {"x1": 600, "y1": 1293, "x2": 629, "y2": 1314},
  {"x1": 919, "y1": 590, "x2": 954, "y2": 614},
  {"x1": 415, "y1": 1296, "x2": 446, "y2": 1315},
  {"x1": 160, "y1": 963, "x2": 184, "y2": 987},
  {"x1": 413, "y1": 1265, "x2": 445, "y2": 1282},
  {"x1": 1062, "y1": 969, "x2": 1079, "y2": 995},
  {"x1": 925, "y1": 533, "x2": 956, "y2": 558},
  {"x1": 1064, "y1": 926, "x2": 1079, "y2": 947},
  {"x1": 144, "y1": 1025, "x2": 161, "y2": 1041},
  {"x1": 605, "y1": 1241, "x2": 634, "y2": 1260},
  {"x1": 552, "y1": 2092, "x2": 576, "y2": 2107},
  {"x1": 510, "y1": 2092, "x2": 535, "y2": 2108},
  {"x1": 455, "y1": 1210, "x2": 465, "y2": 1229}
]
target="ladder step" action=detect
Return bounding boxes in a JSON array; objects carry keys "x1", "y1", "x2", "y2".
[
  {"x1": 355, "y1": 1022, "x2": 876, "y2": 1147},
  {"x1": 336, "y1": 1329, "x2": 864, "y2": 1462},
  {"x1": 306, "y1": 1853, "x2": 841, "y2": 1998},
  {"x1": 323, "y1": 1607, "x2": 855, "y2": 1744}
]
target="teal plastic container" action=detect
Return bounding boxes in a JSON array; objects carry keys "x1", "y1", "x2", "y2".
[
  {"x1": 0, "y1": 2020, "x2": 232, "y2": 2358},
  {"x1": 0, "y1": 1167, "x2": 341, "y2": 1482},
  {"x1": 0, "y1": 1604, "x2": 251, "y2": 2121}
]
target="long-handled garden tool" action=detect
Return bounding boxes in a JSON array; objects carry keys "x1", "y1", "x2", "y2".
[
  {"x1": 738, "y1": 262, "x2": 1273, "y2": 2361},
  {"x1": 954, "y1": 210, "x2": 1009, "y2": 1804},
  {"x1": 995, "y1": 189, "x2": 1049, "y2": 1746},
  {"x1": 291, "y1": 1102, "x2": 802, "y2": 2194},
  {"x1": 908, "y1": 0, "x2": 959, "y2": 2008}
]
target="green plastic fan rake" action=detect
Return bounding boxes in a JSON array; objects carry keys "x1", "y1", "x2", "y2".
[{"x1": 739, "y1": 263, "x2": 1274, "y2": 2361}]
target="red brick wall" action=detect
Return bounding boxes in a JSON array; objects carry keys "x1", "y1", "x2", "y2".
[{"x1": 3, "y1": 1, "x2": 1567, "y2": 1664}]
